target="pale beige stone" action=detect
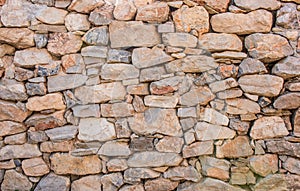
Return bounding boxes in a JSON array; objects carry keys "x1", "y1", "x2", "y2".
[
  {"x1": 136, "y1": 2, "x2": 169, "y2": 22},
  {"x1": 71, "y1": 175, "x2": 102, "y2": 191},
  {"x1": 124, "y1": 168, "x2": 160, "y2": 183},
  {"x1": 100, "y1": 64, "x2": 139, "y2": 80},
  {"x1": 0, "y1": 100, "x2": 31, "y2": 122},
  {"x1": 36, "y1": 7, "x2": 68, "y2": 24},
  {"x1": 0, "y1": 28, "x2": 34, "y2": 49},
  {"x1": 164, "y1": 166, "x2": 201, "y2": 182},
  {"x1": 162, "y1": 33, "x2": 198, "y2": 48},
  {"x1": 249, "y1": 154, "x2": 278, "y2": 177},
  {"x1": 234, "y1": 0, "x2": 281, "y2": 10},
  {"x1": 155, "y1": 136, "x2": 184, "y2": 153},
  {"x1": 225, "y1": 98, "x2": 260, "y2": 115},
  {"x1": 4, "y1": 132, "x2": 26, "y2": 145},
  {"x1": 35, "y1": 172, "x2": 70, "y2": 191},
  {"x1": 195, "y1": 122, "x2": 236, "y2": 141},
  {"x1": 0, "y1": 79, "x2": 28, "y2": 101},
  {"x1": 14, "y1": 48, "x2": 52, "y2": 68},
  {"x1": 144, "y1": 95, "x2": 178, "y2": 108},
  {"x1": 1, "y1": 170, "x2": 32, "y2": 191},
  {"x1": 200, "y1": 156, "x2": 230, "y2": 181},
  {"x1": 145, "y1": 178, "x2": 178, "y2": 191},
  {"x1": 0, "y1": 143, "x2": 42, "y2": 161},
  {"x1": 0, "y1": 121, "x2": 27, "y2": 137},
  {"x1": 209, "y1": 78, "x2": 238, "y2": 93},
  {"x1": 26, "y1": 93, "x2": 65, "y2": 111},
  {"x1": 274, "y1": 93, "x2": 300, "y2": 109},
  {"x1": 65, "y1": 13, "x2": 91, "y2": 31},
  {"x1": 113, "y1": 0, "x2": 137, "y2": 21},
  {"x1": 47, "y1": 74, "x2": 87, "y2": 92},
  {"x1": 180, "y1": 86, "x2": 215, "y2": 106},
  {"x1": 272, "y1": 56, "x2": 300, "y2": 79},
  {"x1": 98, "y1": 141, "x2": 131, "y2": 157},
  {"x1": 22, "y1": 158, "x2": 50, "y2": 177},
  {"x1": 68, "y1": 0, "x2": 105, "y2": 13},
  {"x1": 40, "y1": 140, "x2": 74, "y2": 153},
  {"x1": 183, "y1": 141, "x2": 214, "y2": 158}
]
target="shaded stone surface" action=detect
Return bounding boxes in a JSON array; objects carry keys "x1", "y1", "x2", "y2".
[{"x1": 34, "y1": 173, "x2": 70, "y2": 191}]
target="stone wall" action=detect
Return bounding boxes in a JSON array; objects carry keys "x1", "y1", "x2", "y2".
[{"x1": 0, "y1": 0, "x2": 299, "y2": 190}]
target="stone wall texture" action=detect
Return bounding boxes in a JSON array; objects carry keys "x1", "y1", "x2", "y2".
[{"x1": 0, "y1": 0, "x2": 299, "y2": 190}]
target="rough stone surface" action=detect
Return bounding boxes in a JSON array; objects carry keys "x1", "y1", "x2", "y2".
[
  {"x1": 127, "y1": 152, "x2": 182, "y2": 167},
  {"x1": 1, "y1": 170, "x2": 32, "y2": 191},
  {"x1": 238, "y1": 58, "x2": 267, "y2": 76},
  {"x1": 199, "y1": 156, "x2": 230, "y2": 181},
  {"x1": 183, "y1": 141, "x2": 214, "y2": 158},
  {"x1": 26, "y1": 93, "x2": 65, "y2": 111},
  {"x1": 249, "y1": 154, "x2": 278, "y2": 177},
  {"x1": 162, "y1": 33, "x2": 198, "y2": 48},
  {"x1": 22, "y1": 158, "x2": 50, "y2": 176},
  {"x1": 101, "y1": 64, "x2": 139, "y2": 80},
  {"x1": 145, "y1": 178, "x2": 178, "y2": 191},
  {"x1": 14, "y1": 48, "x2": 52, "y2": 68},
  {"x1": 68, "y1": 0, "x2": 104, "y2": 13},
  {"x1": 65, "y1": 13, "x2": 91, "y2": 32},
  {"x1": 0, "y1": 28, "x2": 34, "y2": 49},
  {"x1": 194, "y1": 122, "x2": 236, "y2": 141},
  {"x1": 216, "y1": 136, "x2": 253, "y2": 158},
  {"x1": 0, "y1": 79, "x2": 28, "y2": 101},
  {"x1": 82, "y1": 26, "x2": 109, "y2": 45},
  {"x1": 164, "y1": 166, "x2": 201, "y2": 182},
  {"x1": 0, "y1": 143, "x2": 42, "y2": 161},
  {"x1": 34, "y1": 173, "x2": 70, "y2": 191},
  {"x1": 234, "y1": 0, "x2": 281, "y2": 10},
  {"x1": 36, "y1": 7, "x2": 68, "y2": 25},
  {"x1": 273, "y1": 93, "x2": 300, "y2": 109},
  {"x1": 71, "y1": 175, "x2": 102, "y2": 191},
  {"x1": 136, "y1": 2, "x2": 169, "y2": 22},
  {"x1": 272, "y1": 56, "x2": 300, "y2": 79},
  {"x1": 113, "y1": 0, "x2": 136, "y2": 21}
]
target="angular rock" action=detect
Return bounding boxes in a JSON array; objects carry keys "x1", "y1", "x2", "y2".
[
  {"x1": 47, "y1": 32, "x2": 82, "y2": 56},
  {"x1": 34, "y1": 173, "x2": 70, "y2": 191},
  {"x1": 250, "y1": 116, "x2": 289, "y2": 140},
  {"x1": 72, "y1": 104, "x2": 100, "y2": 118},
  {"x1": 82, "y1": 26, "x2": 109, "y2": 45},
  {"x1": 162, "y1": 33, "x2": 198, "y2": 48},
  {"x1": 50, "y1": 153, "x2": 101, "y2": 175},
  {"x1": 238, "y1": 74, "x2": 284, "y2": 97},
  {"x1": 130, "y1": 137, "x2": 154, "y2": 152},
  {"x1": 1, "y1": 170, "x2": 32, "y2": 191},
  {"x1": 124, "y1": 168, "x2": 160, "y2": 183},
  {"x1": 71, "y1": 175, "x2": 102, "y2": 191},
  {"x1": 216, "y1": 136, "x2": 253, "y2": 158},
  {"x1": 110, "y1": 21, "x2": 160, "y2": 48},
  {"x1": 140, "y1": 66, "x2": 166, "y2": 82},
  {"x1": 0, "y1": 28, "x2": 34, "y2": 49},
  {"x1": 65, "y1": 13, "x2": 90, "y2": 32},
  {"x1": 4, "y1": 132, "x2": 27, "y2": 145},
  {"x1": 274, "y1": 93, "x2": 300, "y2": 109},
  {"x1": 193, "y1": 0, "x2": 230, "y2": 13},
  {"x1": 195, "y1": 122, "x2": 236, "y2": 141},
  {"x1": 234, "y1": 0, "x2": 281, "y2": 10},
  {"x1": 99, "y1": 141, "x2": 131, "y2": 157},
  {"x1": 272, "y1": 56, "x2": 300, "y2": 79},
  {"x1": 145, "y1": 178, "x2": 178, "y2": 191},
  {"x1": 101, "y1": 103, "x2": 134, "y2": 117},
  {"x1": 225, "y1": 98, "x2": 260, "y2": 115},
  {"x1": 108, "y1": 49, "x2": 131, "y2": 63},
  {"x1": 29, "y1": 24, "x2": 67, "y2": 33},
  {"x1": 22, "y1": 158, "x2": 50, "y2": 176},
  {"x1": 120, "y1": 184, "x2": 144, "y2": 191},
  {"x1": 132, "y1": 47, "x2": 173, "y2": 69},
  {"x1": 89, "y1": 4, "x2": 114, "y2": 25},
  {"x1": 211, "y1": 10, "x2": 272, "y2": 35},
  {"x1": 216, "y1": 89, "x2": 243, "y2": 99},
  {"x1": 198, "y1": 33, "x2": 242, "y2": 52},
  {"x1": 199, "y1": 156, "x2": 230, "y2": 181},
  {"x1": 127, "y1": 84, "x2": 149, "y2": 95},
  {"x1": 68, "y1": 0, "x2": 105, "y2": 13},
  {"x1": 155, "y1": 136, "x2": 184, "y2": 153},
  {"x1": 101, "y1": 64, "x2": 139, "y2": 80},
  {"x1": 178, "y1": 107, "x2": 197, "y2": 118},
  {"x1": 245, "y1": 33, "x2": 293, "y2": 63},
  {"x1": 0, "y1": 100, "x2": 30, "y2": 122},
  {"x1": 164, "y1": 166, "x2": 201, "y2": 182},
  {"x1": 128, "y1": 108, "x2": 183, "y2": 136},
  {"x1": 149, "y1": 76, "x2": 183, "y2": 95},
  {"x1": 25, "y1": 82, "x2": 47, "y2": 96},
  {"x1": 238, "y1": 58, "x2": 267, "y2": 76},
  {"x1": 40, "y1": 140, "x2": 74, "y2": 153},
  {"x1": 267, "y1": 140, "x2": 300, "y2": 157},
  {"x1": 61, "y1": 54, "x2": 85, "y2": 74},
  {"x1": 113, "y1": 0, "x2": 137, "y2": 21},
  {"x1": 276, "y1": 3, "x2": 300, "y2": 29},
  {"x1": 36, "y1": 7, "x2": 68, "y2": 24},
  {"x1": 283, "y1": 157, "x2": 300, "y2": 175},
  {"x1": 136, "y1": 2, "x2": 169, "y2": 22},
  {"x1": 127, "y1": 151, "x2": 182, "y2": 167},
  {"x1": 249, "y1": 154, "x2": 278, "y2": 177},
  {"x1": 48, "y1": 74, "x2": 87, "y2": 92},
  {"x1": 183, "y1": 141, "x2": 214, "y2": 158},
  {"x1": 45, "y1": 125, "x2": 78, "y2": 142},
  {"x1": 180, "y1": 86, "x2": 215, "y2": 106},
  {"x1": 0, "y1": 143, "x2": 42, "y2": 161},
  {"x1": 254, "y1": 174, "x2": 300, "y2": 191},
  {"x1": 26, "y1": 93, "x2": 65, "y2": 111},
  {"x1": 107, "y1": 159, "x2": 128, "y2": 172},
  {"x1": 230, "y1": 166, "x2": 256, "y2": 185},
  {"x1": 14, "y1": 48, "x2": 52, "y2": 68},
  {"x1": 0, "y1": 121, "x2": 27, "y2": 137},
  {"x1": 294, "y1": 109, "x2": 300, "y2": 136},
  {"x1": 0, "y1": 79, "x2": 28, "y2": 101},
  {"x1": 212, "y1": 51, "x2": 247, "y2": 60},
  {"x1": 0, "y1": 44, "x2": 15, "y2": 57},
  {"x1": 209, "y1": 78, "x2": 238, "y2": 93},
  {"x1": 78, "y1": 118, "x2": 116, "y2": 142},
  {"x1": 101, "y1": 172, "x2": 124, "y2": 191},
  {"x1": 81, "y1": 46, "x2": 107, "y2": 58},
  {"x1": 144, "y1": 95, "x2": 178, "y2": 108},
  {"x1": 172, "y1": 5, "x2": 209, "y2": 35}
]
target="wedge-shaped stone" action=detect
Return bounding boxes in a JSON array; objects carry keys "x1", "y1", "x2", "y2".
[
  {"x1": 199, "y1": 156, "x2": 230, "y2": 181},
  {"x1": 14, "y1": 48, "x2": 52, "y2": 68},
  {"x1": 98, "y1": 141, "x2": 131, "y2": 157},
  {"x1": 35, "y1": 173, "x2": 70, "y2": 191},
  {"x1": 78, "y1": 118, "x2": 116, "y2": 142},
  {"x1": 113, "y1": 0, "x2": 136, "y2": 21},
  {"x1": 110, "y1": 21, "x2": 161, "y2": 48},
  {"x1": 250, "y1": 116, "x2": 288, "y2": 140},
  {"x1": 1, "y1": 170, "x2": 32, "y2": 191},
  {"x1": 272, "y1": 56, "x2": 300, "y2": 79},
  {"x1": 48, "y1": 74, "x2": 88, "y2": 92},
  {"x1": 0, "y1": 143, "x2": 42, "y2": 161},
  {"x1": 0, "y1": 121, "x2": 27, "y2": 137},
  {"x1": 225, "y1": 98, "x2": 260, "y2": 115},
  {"x1": 183, "y1": 141, "x2": 214, "y2": 158},
  {"x1": 162, "y1": 33, "x2": 198, "y2": 48},
  {"x1": 195, "y1": 122, "x2": 236, "y2": 141},
  {"x1": 245, "y1": 33, "x2": 293, "y2": 63},
  {"x1": 132, "y1": 47, "x2": 173, "y2": 69},
  {"x1": 75, "y1": 82, "x2": 126, "y2": 104},
  {"x1": 216, "y1": 136, "x2": 253, "y2": 158},
  {"x1": 238, "y1": 58, "x2": 267, "y2": 77},
  {"x1": 249, "y1": 154, "x2": 278, "y2": 177},
  {"x1": 0, "y1": 100, "x2": 31, "y2": 122},
  {"x1": 273, "y1": 93, "x2": 300, "y2": 109},
  {"x1": 234, "y1": 0, "x2": 281, "y2": 10},
  {"x1": 45, "y1": 125, "x2": 78, "y2": 142},
  {"x1": 22, "y1": 158, "x2": 50, "y2": 177},
  {"x1": 211, "y1": 10, "x2": 272, "y2": 35},
  {"x1": 128, "y1": 108, "x2": 183, "y2": 136},
  {"x1": 0, "y1": 79, "x2": 28, "y2": 101},
  {"x1": 36, "y1": 7, "x2": 68, "y2": 24},
  {"x1": 164, "y1": 166, "x2": 201, "y2": 182},
  {"x1": 144, "y1": 95, "x2": 178, "y2": 108},
  {"x1": 198, "y1": 33, "x2": 242, "y2": 52},
  {"x1": 155, "y1": 136, "x2": 184, "y2": 153},
  {"x1": 82, "y1": 26, "x2": 109, "y2": 45},
  {"x1": 101, "y1": 103, "x2": 134, "y2": 117},
  {"x1": 0, "y1": 28, "x2": 34, "y2": 49},
  {"x1": 26, "y1": 93, "x2": 65, "y2": 111},
  {"x1": 127, "y1": 151, "x2": 182, "y2": 167},
  {"x1": 180, "y1": 86, "x2": 215, "y2": 106},
  {"x1": 166, "y1": 55, "x2": 218, "y2": 73},
  {"x1": 101, "y1": 64, "x2": 139, "y2": 80},
  {"x1": 136, "y1": 2, "x2": 169, "y2": 22},
  {"x1": 68, "y1": 0, "x2": 105, "y2": 13},
  {"x1": 124, "y1": 168, "x2": 160, "y2": 183}
]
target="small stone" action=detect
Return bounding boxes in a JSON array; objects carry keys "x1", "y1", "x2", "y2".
[
  {"x1": 145, "y1": 178, "x2": 178, "y2": 191},
  {"x1": 14, "y1": 48, "x2": 52, "y2": 68},
  {"x1": 155, "y1": 136, "x2": 184, "y2": 153},
  {"x1": 177, "y1": 107, "x2": 197, "y2": 118},
  {"x1": 72, "y1": 104, "x2": 100, "y2": 118},
  {"x1": 250, "y1": 116, "x2": 289, "y2": 140},
  {"x1": 198, "y1": 33, "x2": 242, "y2": 52},
  {"x1": 68, "y1": 0, "x2": 105, "y2": 13},
  {"x1": 65, "y1": 13, "x2": 90, "y2": 32},
  {"x1": 132, "y1": 47, "x2": 173, "y2": 69},
  {"x1": 107, "y1": 159, "x2": 128, "y2": 172},
  {"x1": 47, "y1": 74, "x2": 88, "y2": 92},
  {"x1": 29, "y1": 24, "x2": 67, "y2": 33},
  {"x1": 71, "y1": 175, "x2": 102, "y2": 191},
  {"x1": 212, "y1": 51, "x2": 247, "y2": 60},
  {"x1": 89, "y1": 4, "x2": 114, "y2": 25},
  {"x1": 50, "y1": 153, "x2": 101, "y2": 175},
  {"x1": 238, "y1": 58, "x2": 267, "y2": 77},
  {"x1": 136, "y1": 2, "x2": 169, "y2": 22},
  {"x1": 276, "y1": 3, "x2": 300, "y2": 29},
  {"x1": 144, "y1": 95, "x2": 178, "y2": 108},
  {"x1": 0, "y1": 143, "x2": 42, "y2": 161},
  {"x1": 78, "y1": 118, "x2": 116, "y2": 142},
  {"x1": 127, "y1": 84, "x2": 149, "y2": 95},
  {"x1": 45, "y1": 125, "x2": 78, "y2": 142},
  {"x1": 254, "y1": 174, "x2": 299, "y2": 191},
  {"x1": 25, "y1": 82, "x2": 47, "y2": 96},
  {"x1": 225, "y1": 98, "x2": 260, "y2": 115},
  {"x1": 294, "y1": 109, "x2": 300, "y2": 136},
  {"x1": 283, "y1": 157, "x2": 300, "y2": 175},
  {"x1": 195, "y1": 122, "x2": 236, "y2": 141},
  {"x1": 245, "y1": 33, "x2": 293, "y2": 63},
  {"x1": 0, "y1": 79, "x2": 28, "y2": 101},
  {"x1": 199, "y1": 156, "x2": 230, "y2": 181},
  {"x1": 128, "y1": 108, "x2": 183, "y2": 136},
  {"x1": 108, "y1": 49, "x2": 131, "y2": 63},
  {"x1": 180, "y1": 86, "x2": 215, "y2": 106},
  {"x1": 101, "y1": 103, "x2": 134, "y2": 117},
  {"x1": 120, "y1": 184, "x2": 144, "y2": 191},
  {"x1": 82, "y1": 26, "x2": 108, "y2": 45},
  {"x1": 182, "y1": 141, "x2": 214, "y2": 158},
  {"x1": 101, "y1": 64, "x2": 139, "y2": 80},
  {"x1": 127, "y1": 151, "x2": 182, "y2": 167},
  {"x1": 150, "y1": 76, "x2": 183, "y2": 95},
  {"x1": 272, "y1": 56, "x2": 300, "y2": 79},
  {"x1": 274, "y1": 93, "x2": 300, "y2": 109},
  {"x1": 209, "y1": 78, "x2": 238, "y2": 93},
  {"x1": 1, "y1": 170, "x2": 32, "y2": 191},
  {"x1": 211, "y1": 10, "x2": 272, "y2": 35},
  {"x1": 36, "y1": 61, "x2": 60, "y2": 76},
  {"x1": 55, "y1": 0, "x2": 71, "y2": 7},
  {"x1": 22, "y1": 158, "x2": 49, "y2": 176},
  {"x1": 164, "y1": 166, "x2": 201, "y2": 182},
  {"x1": 172, "y1": 5, "x2": 209, "y2": 35},
  {"x1": 61, "y1": 54, "x2": 84, "y2": 74},
  {"x1": 40, "y1": 140, "x2": 74, "y2": 153},
  {"x1": 249, "y1": 154, "x2": 278, "y2": 177},
  {"x1": 4, "y1": 132, "x2": 26, "y2": 145},
  {"x1": 234, "y1": 0, "x2": 281, "y2": 10},
  {"x1": 162, "y1": 33, "x2": 198, "y2": 48},
  {"x1": 34, "y1": 173, "x2": 70, "y2": 191},
  {"x1": 36, "y1": 7, "x2": 68, "y2": 24},
  {"x1": 229, "y1": 118, "x2": 250, "y2": 135},
  {"x1": 267, "y1": 140, "x2": 300, "y2": 157},
  {"x1": 0, "y1": 100, "x2": 30, "y2": 122},
  {"x1": 230, "y1": 167, "x2": 256, "y2": 185},
  {"x1": 81, "y1": 46, "x2": 107, "y2": 58},
  {"x1": 28, "y1": 130, "x2": 48, "y2": 143},
  {"x1": 113, "y1": 0, "x2": 137, "y2": 21},
  {"x1": 0, "y1": 28, "x2": 34, "y2": 49},
  {"x1": 124, "y1": 168, "x2": 160, "y2": 183},
  {"x1": 0, "y1": 160, "x2": 15, "y2": 169},
  {"x1": 26, "y1": 93, "x2": 65, "y2": 111},
  {"x1": 216, "y1": 136, "x2": 253, "y2": 158},
  {"x1": 109, "y1": 21, "x2": 161, "y2": 48},
  {"x1": 287, "y1": 82, "x2": 300, "y2": 91},
  {"x1": 47, "y1": 32, "x2": 82, "y2": 56}
]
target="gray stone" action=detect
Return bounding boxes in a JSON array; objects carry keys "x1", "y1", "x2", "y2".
[
  {"x1": 266, "y1": 140, "x2": 300, "y2": 157},
  {"x1": 14, "y1": 48, "x2": 52, "y2": 68},
  {"x1": 238, "y1": 58, "x2": 267, "y2": 77},
  {"x1": 150, "y1": 76, "x2": 183, "y2": 95},
  {"x1": 88, "y1": 4, "x2": 114, "y2": 25},
  {"x1": 216, "y1": 136, "x2": 253, "y2": 158},
  {"x1": 45, "y1": 125, "x2": 78, "y2": 142},
  {"x1": 200, "y1": 156, "x2": 230, "y2": 181},
  {"x1": 283, "y1": 157, "x2": 300, "y2": 175},
  {"x1": 25, "y1": 82, "x2": 47, "y2": 96},
  {"x1": 274, "y1": 93, "x2": 300, "y2": 109},
  {"x1": 72, "y1": 104, "x2": 100, "y2": 118},
  {"x1": 162, "y1": 33, "x2": 198, "y2": 48},
  {"x1": 195, "y1": 122, "x2": 236, "y2": 141},
  {"x1": 61, "y1": 54, "x2": 85, "y2": 74},
  {"x1": 209, "y1": 78, "x2": 238, "y2": 93},
  {"x1": 101, "y1": 102, "x2": 134, "y2": 117},
  {"x1": 47, "y1": 74, "x2": 87, "y2": 92},
  {"x1": 0, "y1": 143, "x2": 42, "y2": 161},
  {"x1": 234, "y1": 0, "x2": 281, "y2": 10},
  {"x1": 4, "y1": 132, "x2": 27, "y2": 145},
  {"x1": 65, "y1": 13, "x2": 90, "y2": 31},
  {"x1": 107, "y1": 49, "x2": 131, "y2": 63},
  {"x1": 272, "y1": 56, "x2": 300, "y2": 79},
  {"x1": 82, "y1": 26, "x2": 108, "y2": 45},
  {"x1": 34, "y1": 34, "x2": 48, "y2": 48},
  {"x1": 145, "y1": 178, "x2": 178, "y2": 191},
  {"x1": 81, "y1": 46, "x2": 107, "y2": 58},
  {"x1": 34, "y1": 173, "x2": 70, "y2": 191},
  {"x1": 0, "y1": 79, "x2": 28, "y2": 101},
  {"x1": 1, "y1": 170, "x2": 32, "y2": 191},
  {"x1": 164, "y1": 166, "x2": 201, "y2": 182},
  {"x1": 180, "y1": 86, "x2": 215, "y2": 106},
  {"x1": 28, "y1": 130, "x2": 48, "y2": 143},
  {"x1": 276, "y1": 3, "x2": 300, "y2": 29},
  {"x1": 124, "y1": 168, "x2": 160, "y2": 183},
  {"x1": 71, "y1": 175, "x2": 102, "y2": 191},
  {"x1": 140, "y1": 66, "x2": 166, "y2": 82},
  {"x1": 101, "y1": 172, "x2": 124, "y2": 191},
  {"x1": 99, "y1": 141, "x2": 131, "y2": 157},
  {"x1": 225, "y1": 98, "x2": 260, "y2": 115},
  {"x1": 182, "y1": 141, "x2": 214, "y2": 158},
  {"x1": 100, "y1": 64, "x2": 139, "y2": 80}
]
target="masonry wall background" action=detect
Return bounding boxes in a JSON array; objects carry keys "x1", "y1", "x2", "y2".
[{"x1": 0, "y1": 0, "x2": 299, "y2": 190}]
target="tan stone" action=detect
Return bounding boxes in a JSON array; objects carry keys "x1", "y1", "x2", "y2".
[
  {"x1": 283, "y1": 157, "x2": 300, "y2": 175},
  {"x1": 136, "y1": 2, "x2": 169, "y2": 22},
  {"x1": 209, "y1": 78, "x2": 238, "y2": 93},
  {"x1": 249, "y1": 154, "x2": 278, "y2": 177},
  {"x1": 0, "y1": 28, "x2": 34, "y2": 49},
  {"x1": 245, "y1": 33, "x2": 293, "y2": 63},
  {"x1": 274, "y1": 93, "x2": 300, "y2": 109},
  {"x1": 144, "y1": 95, "x2": 178, "y2": 108},
  {"x1": 4, "y1": 132, "x2": 26, "y2": 145},
  {"x1": 89, "y1": 4, "x2": 114, "y2": 25},
  {"x1": 180, "y1": 86, "x2": 215, "y2": 106},
  {"x1": 162, "y1": 33, "x2": 198, "y2": 48},
  {"x1": 192, "y1": 0, "x2": 230, "y2": 13},
  {"x1": 216, "y1": 136, "x2": 253, "y2": 158},
  {"x1": 272, "y1": 56, "x2": 300, "y2": 79},
  {"x1": 65, "y1": 13, "x2": 90, "y2": 32},
  {"x1": 71, "y1": 175, "x2": 102, "y2": 191},
  {"x1": 29, "y1": 24, "x2": 67, "y2": 33},
  {"x1": 225, "y1": 98, "x2": 260, "y2": 115},
  {"x1": 101, "y1": 64, "x2": 139, "y2": 80},
  {"x1": 40, "y1": 140, "x2": 74, "y2": 153},
  {"x1": 26, "y1": 93, "x2": 65, "y2": 111},
  {"x1": 294, "y1": 109, "x2": 300, "y2": 136},
  {"x1": 1, "y1": 170, "x2": 32, "y2": 191},
  {"x1": 172, "y1": 5, "x2": 209, "y2": 35},
  {"x1": 50, "y1": 153, "x2": 102, "y2": 175},
  {"x1": 68, "y1": 0, "x2": 105, "y2": 13},
  {"x1": 36, "y1": 7, "x2": 68, "y2": 24},
  {"x1": 61, "y1": 54, "x2": 85, "y2": 74},
  {"x1": 266, "y1": 140, "x2": 300, "y2": 158},
  {"x1": 234, "y1": 0, "x2": 281, "y2": 10},
  {"x1": 0, "y1": 100, "x2": 31, "y2": 122},
  {"x1": 238, "y1": 58, "x2": 267, "y2": 77},
  {"x1": 107, "y1": 159, "x2": 128, "y2": 172},
  {"x1": 0, "y1": 44, "x2": 15, "y2": 57},
  {"x1": 149, "y1": 76, "x2": 183, "y2": 95},
  {"x1": 194, "y1": 122, "x2": 236, "y2": 141},
  {"x1": 47, "y1": 74, "x2": 88, "y2": 92},
  {"x1": 145, "y1": 178, "x2": 178, "y2": 191},
  {"x1": 0, "y1": 143, "x2": 42, "y2": 161},
  {"x1": 22, "y1": 158, "x2": 50, "y2": 177},
  {"x1": 120, "y1": 184, "x2": 144, "y2": 191},
  {"x1": 98, "y1": 141, "x2": 131, "y2": 157},
  {"x1": 0, "y1": 159, "x2": 16, "y2": 169},
  {"x1": 14, "y1": 48, "x2": 52, "y2": 68},
  {"x1": 211, "y1": 10, "x2": 272, "y2": 35},
  {"x1": 0, "y1": 121, "x2": 27, "y2": 137},
  {"x1": 155, "y1": 136, "x2": 184, "y2": 153},
  {"x1": 164, "y1": 166, "x2": 201, "y2": 182},
  {"x1": 127, "y1": 84, "x2": 149, "y2": 95},
  {"x1": 0, "y1": 79, "x2": 28, "y2": 101},
  {"x1": 183, "y1": 141, "x2": 214, "y2": 158},
  {"x1": 113, "y1": 0, "x2": 137, "y2": 21},
  {"x1": 199, "y1": 156, "x2": 230, "y2": 181},
  {"x1": 250, "y1": 116, "x2": 289, "y2": 140}
]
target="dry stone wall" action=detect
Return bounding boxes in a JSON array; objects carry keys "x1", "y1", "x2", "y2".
[{"x1": 0, "y1": 0, "x2": 299, "y2": 190}]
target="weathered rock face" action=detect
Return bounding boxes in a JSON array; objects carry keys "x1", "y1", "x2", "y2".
[
  {"x1": 47, "y1": 74, "x2": 88, "y2": 92},
  {"x1": 272, "y1": 56, "x2": 300, "y2": 79},
  {"x1": 234, "y1": 0, "x2": 281, "y2": 10},
  {"x1": 35, "y1": 173, "x2": 70, "y2": 191},
  {"x1": 195, "y1": 122, "x2": 236, "y2": 141},
  {"x1": 273, "y1": 93, "x2": 300, "y2": 109},
  {"x1": 71, "y1": 175, "x2": 102, "y2": 191},
  {"x1": 0, "y1": 79, "x2": 28, "y2": 101},
  {"x1": 127, "y1": 152, "x2": 182, "y2": 167},
  {"x1": 14, "y1": 48, "x2": 52, "y2": 68},
  {"x1": 1, "y1": 170, "x2": 32, "y2": 191},
  {"x1": 162, "y1": 33, "x2": 198, "y2": 48},
  {"x1": 183, "y1": 141, "x2": 214, "y2": 158},
  {"x1": 22, "y1": 158, "x2": 50, "y2": 176},
  {"x1": 249, "y1": 154, "x2": 278, "y2": 177},
  {"x1": 0, "y1": 143, "x2": 42, "y2": 161},
  {"x1": 276, "y1": 3, "x2": 300, "y2": 29},
  {"x1": 0, "y1": 28, "x2": 35, "y2": 49},
  {"x1": 68, "y1": 0, "x2": 104, "y2": 13},
  {"x1": 216, "y1": 136, "x2": 253, "y2": 158},
  {"x1": 136, "y1": 2, "x2": 169, "y2": 22},
  {"x1": 164, "y1": 166, "x2": 201, "y2": 182},
  {"x1": 26, "y1": 93, "x2": 65, "y2": 111}
]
